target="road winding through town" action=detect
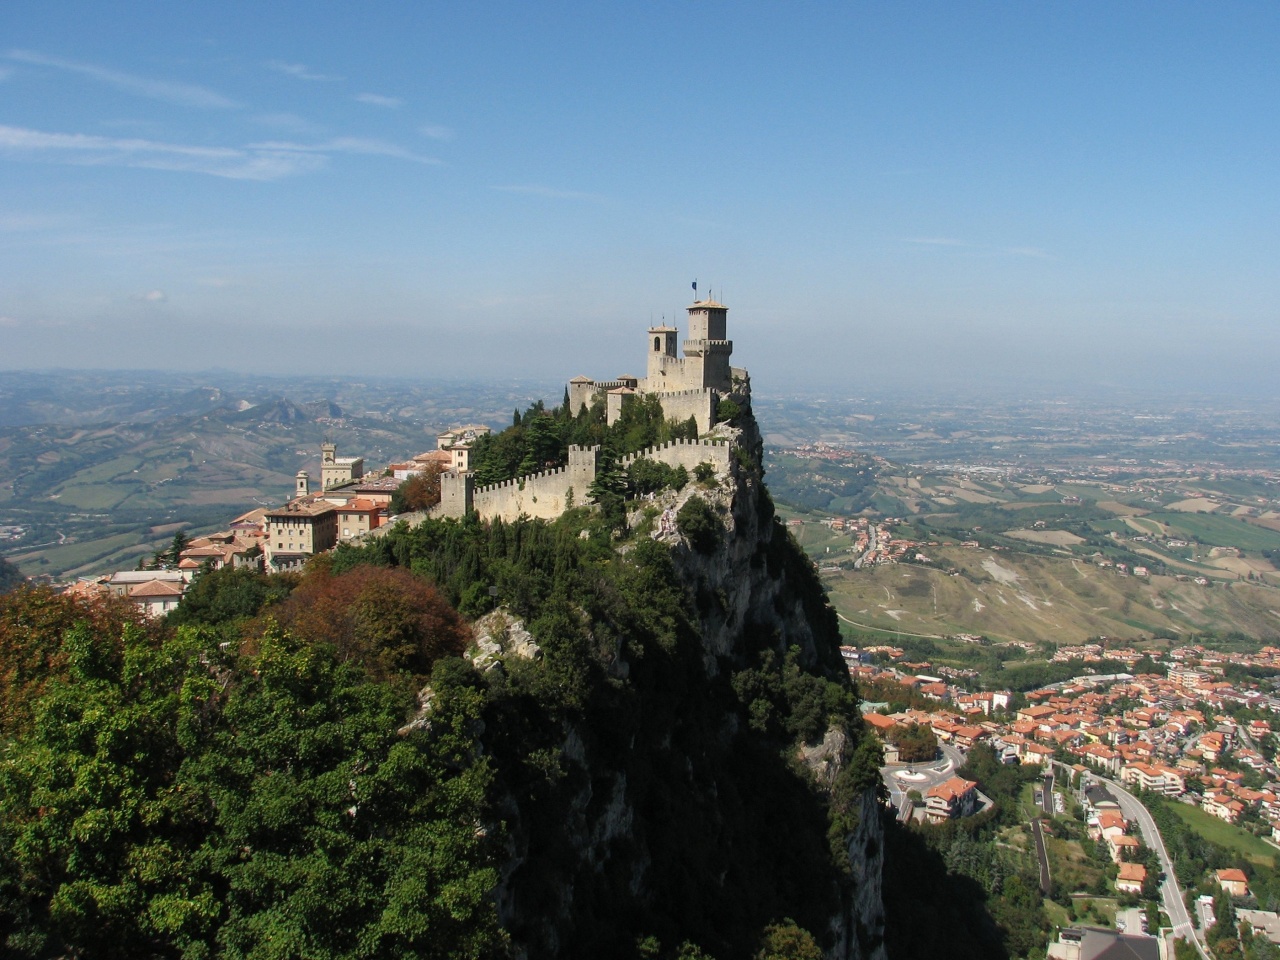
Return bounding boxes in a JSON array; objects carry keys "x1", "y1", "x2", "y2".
[{"x1": 1087, "y1": 769, "x2": 1211, "y2": 960}]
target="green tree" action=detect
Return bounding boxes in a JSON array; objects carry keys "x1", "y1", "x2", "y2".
[
  {"x1": 754, "y1": 920, "x2": 822, "y2": 960},
  {"x1": 168, "y1": 565, "x2": 293, "y2": 627},
  {"x1": 0, "y1": 624, "x2": 223, "y2": 958},
  {"x1": 0, "y1": 556, "x2": 25, "y2": 594},
  {"x1": 389, "y1": 463, "x2": 445, "y2": 515},
  {"x1": 170, "y1": 528, "x2": 191, "y2": 564},
  {"x1": 677, "y1": 496, "x2": 722, "y2": 554}
]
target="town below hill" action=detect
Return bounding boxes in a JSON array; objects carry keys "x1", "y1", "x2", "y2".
[{"x1": 855, "y1": 636, "x2": 1280, "y2": 959}]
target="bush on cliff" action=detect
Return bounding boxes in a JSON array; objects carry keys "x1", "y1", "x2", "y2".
[{"x1": 677, "y1": 495, "x2": 721, "y2": 554}]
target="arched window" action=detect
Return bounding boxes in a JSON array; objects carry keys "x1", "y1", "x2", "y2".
[{"x1": 654, "y1": 336, "x2": 661, "y2": 351}]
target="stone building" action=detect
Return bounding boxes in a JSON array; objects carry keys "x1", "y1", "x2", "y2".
[
  {"x1": 264, "y1": 498, "x2": 339, "y2": 571},
  {"x1": 568, "y1": 298, "x2": 748, "y2": 433},
  {"x1": 436, "y1": 425, "x2": 492, "y2": 473},
  {"x1": 320, "y1": 442, "x2": 364, "y2": 491}
]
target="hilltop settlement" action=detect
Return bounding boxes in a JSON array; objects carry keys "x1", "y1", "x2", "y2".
[{"x1": 65, "y1": 298, "x2": 750, "y2": 613}]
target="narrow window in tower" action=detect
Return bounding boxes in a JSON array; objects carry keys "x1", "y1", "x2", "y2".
[{"x1": 654, "y1": 336, "x2": 661, "y2": 351}]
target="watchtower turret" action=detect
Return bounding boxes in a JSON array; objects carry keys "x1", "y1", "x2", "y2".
[
  {"x1": 647, "y1": 323, "x2": 678, "y2": 383},
  {"x1": 687, "y1": 299, "x2": 728, "y2": 343}
]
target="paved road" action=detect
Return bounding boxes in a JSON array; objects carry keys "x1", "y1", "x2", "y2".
[
  {"x1": 1030, "y1": 818, "x2": 1052, "y2": 894},
  {"x1": 1089, "y1": 772, "x2": 1211, "y2": 960},
  {"x1": 880, "y1": 743, "x2": 967, "y2": 813},
  {"x1": 1042, "y1": 773, "x2": 1055, "y2": 816}
]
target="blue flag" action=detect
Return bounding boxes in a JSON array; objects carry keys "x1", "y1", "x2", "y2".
[{"x1": 692, "y1": 280, "x2": 697, "y2": 294}]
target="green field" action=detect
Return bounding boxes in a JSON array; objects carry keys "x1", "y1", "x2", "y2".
[
  {"x1": 65, "y1": 454, "x2": 145, "y2": 483},
  {"x1": 1166, "y1": 802, "x2": 1278, "y2": 869},
  {"x1": 9, "y1": 531, "x2": 145, "y2": 576},
  {"x1": 1154, "y1": 513, "x2": 1280, "y2": 553},
  {"x1": 52, "y1": 481, "x2": 141, "y2": 511}
]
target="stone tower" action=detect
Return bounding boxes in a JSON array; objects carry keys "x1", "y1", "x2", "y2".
[
  {"x1": 646, "y1": 323, "x2": 679, "y2": 384},
  {"x1": 683, "y1": 299, "x2": 733, "y2": 392},
  {"x1": 296, "y1": 471, "x2": 310, "y2": 498},
  {"x1": 686, "y1": 299, "x2": 728, "y2": 343}
]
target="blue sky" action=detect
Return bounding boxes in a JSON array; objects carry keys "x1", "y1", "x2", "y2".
[{"x1": 2, "y1": 2, "x2": 1278, "y2": 395}]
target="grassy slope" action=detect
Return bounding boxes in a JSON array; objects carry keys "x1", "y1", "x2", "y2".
[
  {"x1": 823, "y1": 549, "x2": 1280, "y2": 643},
  {"x1": 1166, "y1": 803, "x2": 1278, "y2": 870}
]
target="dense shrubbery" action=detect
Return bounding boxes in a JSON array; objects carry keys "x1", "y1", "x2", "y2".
[
  {"x1": 677, "y1": 495, "x2": 722, "y2": 554},
  {"x1": 166, "y1": 565, "x2": 294, "y2": 628},
  {"x1": 1, "y1": 488, "x2": 885, "y2": 959},
  {"x1": 468, "y1": 393, "x2": 698, "y2": 487},
  {"x1": 0, "y1": 595, "x2": 498, "y2": 960},
  {"x1": 0, "y1": 586, "x2": 151, "y2": 735},
  {"x1": 627, "y1": 458, "x2": 689, "y2": 497}
]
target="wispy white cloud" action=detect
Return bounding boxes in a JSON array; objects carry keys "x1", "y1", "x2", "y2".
[
  {"x1": 354, "y1": 93, "x2": 402, "y2": 108},
  {"x1": 6, "y1": 49, "x2": 238, "y2": 108},
  {"x1": 419, "y1": 122, "x2": 454, "y2": 141},
  {"x1": 1, "y1": 124, "x2": 442, "y2": 180},
  {"x1": 134, "y1": 290, "x2": 167, "y2": 302},
  {"x1": 250, "y1": 137, "x2": 441, "y2": 164},
  {"x1": 266, "y1": 60, "x2": 341, "y2": 82},
  {"x1": 0, "y1": 315, "x2": 18, "y2": 327},
  {"x1": 0, "y1": 124, "x2": 325, "y2": 181},
  {"x1": 491, "y1": 184, "x2": 604, "y2": 202}
]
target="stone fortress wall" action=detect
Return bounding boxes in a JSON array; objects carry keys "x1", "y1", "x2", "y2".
[
  {"x1": 408, "y1": 296, "x2": 747, "y2": 527},
  {"x1": 643, "y1": 387, "x2": 717, "y2": 433},
  {"x1": 617, "y1": 437, "x2": 733, "y2": 474},
  {"x1": 433, "y1": 438, "x2": 734, "y2": 523}
]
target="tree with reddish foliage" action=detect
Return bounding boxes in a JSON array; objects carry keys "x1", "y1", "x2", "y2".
[
  {"x1": 268, "y1": 565, "x2": 470, "y2": 681},
  {"x1": 0, "y1": 586, "x2": 158, "y2": 735},
  {"x1": 389, "y1": 463, "x2": 446, "y2": 515}
]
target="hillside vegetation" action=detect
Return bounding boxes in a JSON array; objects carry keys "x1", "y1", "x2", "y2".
[{"x1": 0, "y1": 405, "x2": 896, "y2": 960}]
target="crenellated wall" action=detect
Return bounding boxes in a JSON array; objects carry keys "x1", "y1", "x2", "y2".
[
  {"x1": 618, "y1": 436, "x2": 733, "y2": 474},
  {"x1": 431, "y1": 439, "x2": 734, "y2": 522}
]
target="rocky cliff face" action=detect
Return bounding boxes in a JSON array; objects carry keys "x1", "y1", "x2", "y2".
[{"x1": 476, "y1": 407, "x2": 887, "y2": 959}]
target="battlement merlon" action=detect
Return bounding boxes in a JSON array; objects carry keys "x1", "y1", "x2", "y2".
[{"x1": 682, "y1": 338, "x2": 733, "y2": 358}]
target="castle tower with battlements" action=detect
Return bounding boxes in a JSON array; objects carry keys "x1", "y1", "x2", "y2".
[
  {"x1": 409, "y1": 294, "x2": 750, "y2": 526},
  {"x1": 569, "y1": 297, "x2": 747, "y2": 433}
]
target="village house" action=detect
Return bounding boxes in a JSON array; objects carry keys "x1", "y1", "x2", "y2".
[
  {"x1": 925, "y1": 776, "x2": 979, "y2": 822},
  {"x1": 1116, "y1": 862, "x2": 1147, "y2": 895},
  {"x1": 1108, "y1": 834, "x2": 1140, "y2": 864},
  {"x1": 1217, "y1": 868, "x2": 1250, "y2": 898},
  {"x1": 1203, "y1": 790, "x2": 1246, "y2": 824},
  {"x1": 128, "y1": 579, "x2": 185, "y2": 618},
  {"x1": 263, "y1": 497, "x2": 339, "y2": 572}
]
